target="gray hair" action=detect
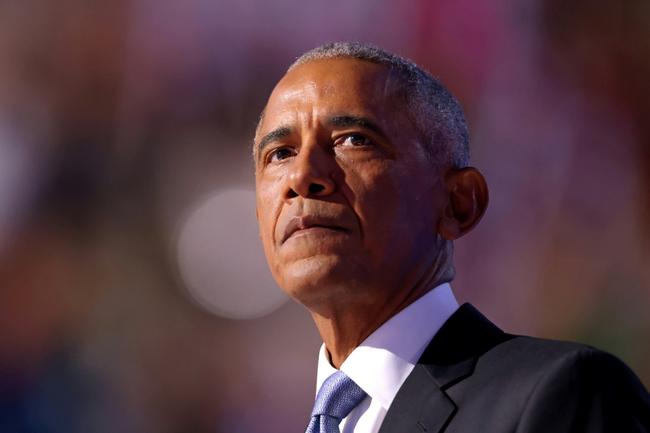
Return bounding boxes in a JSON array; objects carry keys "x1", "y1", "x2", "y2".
[{"x1": 289, "y1": 42, "x2": 470, "y2": 168}]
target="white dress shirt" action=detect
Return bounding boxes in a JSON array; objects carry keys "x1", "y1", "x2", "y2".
[{"x1": 314, "y1": 283, "x2": 459, "y2": 433}]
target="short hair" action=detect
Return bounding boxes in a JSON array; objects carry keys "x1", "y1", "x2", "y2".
[{"x1": 288, "y1": 42, "x2": 470, "y2": 168}]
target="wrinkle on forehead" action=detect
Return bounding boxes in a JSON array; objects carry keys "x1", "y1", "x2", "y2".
[
  {"x1": 270, "y1": 61, "x2": 393, "y2": 112},
  {"x1": 274, "y1": 80, "x2": 319, "y2": 105}
]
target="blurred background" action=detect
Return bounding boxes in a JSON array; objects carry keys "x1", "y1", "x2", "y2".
[{"x1": 0, "y1": 0, "x2": 649, "y2": 431}]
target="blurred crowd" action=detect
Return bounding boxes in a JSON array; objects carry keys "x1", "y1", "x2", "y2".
[{"x1": 0, "y1": 0, "x2": 648, "y2": 432}]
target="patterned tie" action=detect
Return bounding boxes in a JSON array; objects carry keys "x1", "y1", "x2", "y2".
[{"x1": 305, "y1": 371, "x2": 367, "y2": 433}]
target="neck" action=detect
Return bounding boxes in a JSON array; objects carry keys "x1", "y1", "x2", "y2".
[{"x1": 311, "y1": 242, "x2": 454, "y2": 368}]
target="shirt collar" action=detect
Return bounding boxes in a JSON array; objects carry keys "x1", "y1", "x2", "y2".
[{"x1": 316, "y1": 283, "x2": 459, "y2": 410}]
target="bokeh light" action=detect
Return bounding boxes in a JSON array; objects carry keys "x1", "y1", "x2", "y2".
[{"x1": 175, "y1": 188, "x2": 286, "y2": 319}]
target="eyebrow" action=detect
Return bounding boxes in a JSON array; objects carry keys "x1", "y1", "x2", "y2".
[
  {"x1": 255, "y1": 115, "x2": 387, "y2": 161},
  {"x1": 256, "y1": 126, "x2": 292, "y2": 159},
  {"x1": 328, "y1": 115, "x2": 386, "y2": 137}
]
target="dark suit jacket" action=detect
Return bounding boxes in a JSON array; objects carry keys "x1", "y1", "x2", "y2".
[{"x1": 378, "y1": 304, "x2": 650, "y2": 433}]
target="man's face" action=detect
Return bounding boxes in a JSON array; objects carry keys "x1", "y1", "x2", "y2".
[{"x1": 254, "y1": 58, "x2": 447, "y2": 309}]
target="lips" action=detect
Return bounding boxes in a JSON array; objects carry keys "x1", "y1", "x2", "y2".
[{"x1": 281, "y1": 215, "x2": 348, "y2": 244}]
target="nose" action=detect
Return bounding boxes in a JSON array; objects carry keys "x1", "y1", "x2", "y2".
[{"x1": 287, "y1": 143, "x2": 336, "y2": 198}]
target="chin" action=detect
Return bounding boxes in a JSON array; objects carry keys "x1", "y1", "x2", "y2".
[{"x1": 276, "y1": 255, "x2": 360, "y2": 305}]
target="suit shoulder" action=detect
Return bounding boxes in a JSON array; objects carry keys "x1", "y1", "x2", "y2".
[
  {"x1": 488, "y1": 333, "x2": 638, "y2": 380},
  {"x1": 447, "y1": 335, "x2": 650, "y2": 431},
  {"x1": 495, "y1": 334, "x2": 603, "y2": 364},
  {"x1": 495, "y1": 336, "x2": 650, "y2": 431},
  {"x1": 476, "y1": 334, "x2": 650, "y2": 410}
]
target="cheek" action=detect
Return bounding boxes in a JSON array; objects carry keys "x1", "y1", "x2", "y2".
[
  {"x1": 352, "y1": 164, "x2": 437, "y2": 246},
  {"x1": 350, "y1": 161, "x2": 403, "y2": 209},
  {"x1": 347, "y1": 167, "x2": 405, "y2": 239},
  {"x1": 255, "y1": 185, "x2": 280, "y2": 249},
  {"x1": 256, "y1": 203, "x2": 284, "y2": 281}
]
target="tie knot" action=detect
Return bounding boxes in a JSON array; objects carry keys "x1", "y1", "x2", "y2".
[{"x1": 311, "y1": 371, "x2": 367, "y2": 420}]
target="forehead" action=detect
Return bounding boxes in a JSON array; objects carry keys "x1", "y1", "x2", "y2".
[{"x1": 258, "y1": 58, "x2": 401, "y2": 133}]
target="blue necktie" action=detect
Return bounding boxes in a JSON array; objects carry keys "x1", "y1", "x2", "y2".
[{"x1": 305, "y1": 371, "x2": 367, "y2": 433}]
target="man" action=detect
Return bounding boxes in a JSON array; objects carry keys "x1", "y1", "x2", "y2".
[{"x1": 253, "y1": 42, "x2": 650, "y2": 433}]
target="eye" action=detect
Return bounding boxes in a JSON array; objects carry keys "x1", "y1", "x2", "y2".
[
  {"x1": 335, "y1": 134, "x2": 372, "y2": 148},
  {"x1": 267, "y1": 147, "x2": 295, "y2": 163}
]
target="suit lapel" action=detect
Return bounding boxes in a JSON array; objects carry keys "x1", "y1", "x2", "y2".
[
  {"x1": 378, "y1": 304, "x2": 511, "y2": 433},
  {"x1": 377, "y1": 363, "x2": 456, "y2": 433}
]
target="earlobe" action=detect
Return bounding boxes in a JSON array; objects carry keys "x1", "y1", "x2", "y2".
[{"x1": 437, "y1": 167, "x2": 489, "y2": 240}]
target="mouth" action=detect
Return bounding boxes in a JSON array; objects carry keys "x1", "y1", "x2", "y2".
[{"x1": 281, "y1": 216, "x2": 348, "y2": 244}]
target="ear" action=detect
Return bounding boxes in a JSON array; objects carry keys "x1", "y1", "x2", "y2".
[{"x1": 437, "y1": 167, "x2": 489, "y2": 240}]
